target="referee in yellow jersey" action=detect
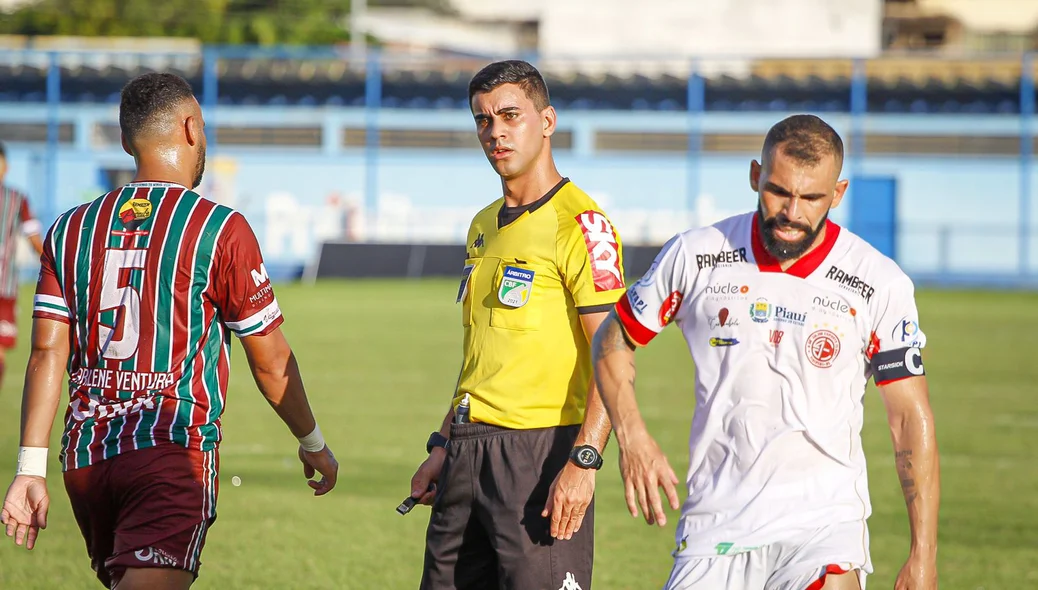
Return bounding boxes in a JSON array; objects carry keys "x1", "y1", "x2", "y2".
[{"x1": 408, "y1": 60, "x2": 626, "y2": 590}]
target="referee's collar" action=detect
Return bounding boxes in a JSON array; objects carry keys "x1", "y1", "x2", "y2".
[{"x1": 497, "y1": 177, "x2": 570, "y2": 229}]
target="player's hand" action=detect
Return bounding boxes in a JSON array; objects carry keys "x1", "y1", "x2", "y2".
[
  {"x1": 298, "y1": 445, "x2": 338, "y2": 497},
  {"x1": 894, "y1": 553, "x2": 937, "y2": 590},
  {"x1": 542, "y1": 461, "x2": 595, "y2": 541},
  {"x1": 618, "y1": 431, "x2": 680, "y2": 527},
  {"x1": 1, "y1": 475, "x2": 50, "y2": 550},
  {"x1": 410, "y1": 448, "x2": 446, "y2": 505}
]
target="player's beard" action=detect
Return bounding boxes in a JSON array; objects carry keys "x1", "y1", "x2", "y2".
[
  {"x1": 191, "y1": 143, "x2": 206, "y2": 189},
  {"x1": 757, "y1": 202, "x2": 828, "y2": 262}
]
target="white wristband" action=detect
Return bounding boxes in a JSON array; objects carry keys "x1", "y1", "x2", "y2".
[
  {"x1": 297, "y1": 425, "x2": 325, "y2": 453},
  {"x1": 16, "y1": 447, "x2": 48, "y2": 478}
]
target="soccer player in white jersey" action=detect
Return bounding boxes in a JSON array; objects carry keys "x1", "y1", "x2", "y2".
[{"x1": 591, "y1": 114, "x2": 940, "y2": 590}]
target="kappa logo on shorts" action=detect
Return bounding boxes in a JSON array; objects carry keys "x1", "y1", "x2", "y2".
[
  {"x1": 558, "y1": 572, "x2": 583, "y2": 590},
  {"x1": 498, "y1": 266, "x2": 534, "y2": 308},
  {"x1": 134, "y1": 547, "x2": 180, "y2": 567}
]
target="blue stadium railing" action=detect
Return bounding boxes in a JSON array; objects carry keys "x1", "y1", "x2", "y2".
[{"x1": 0, "y1": 47, "x2": 1035, "y2": 283}]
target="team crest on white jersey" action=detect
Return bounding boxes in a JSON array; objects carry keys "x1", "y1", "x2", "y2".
[
  {"x1": 750, "y1": 298, "x2": 772, "y2": 323},
  {"x1": 498, "y1": 266, "x2": 534, "y2": 308}
]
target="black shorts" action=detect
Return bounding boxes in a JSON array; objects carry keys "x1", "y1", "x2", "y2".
[{"x1": 420, "y1": 422, "x2": 594, "y2": 590}]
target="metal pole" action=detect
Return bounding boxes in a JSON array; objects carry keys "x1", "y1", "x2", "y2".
[
  {"x1": 1020, "y1": 51, "x2": 1034, "y2": 275},
  {"x1": 352, "y1": 0, "x2": 367, "y2": 62},
  {"x1": 202, "y1": 48, "x2": 219, "y2": 147},
  {"x1": 364, "y1": 48, "x2": 382, "y2": 233},
  {"x1": 45, "y1": 51, "x2": 61, "y2": 225},
  {"x1": 686, "y1": 61, "x2": 704, "y2": 218},
  {"x1": 850, "y1": 58, "x2": 867, "y2": 181}
]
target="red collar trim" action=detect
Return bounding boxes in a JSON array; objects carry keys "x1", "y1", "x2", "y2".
[{"x1": 751, "y1": 212, "x2": 841, "y2": 279}]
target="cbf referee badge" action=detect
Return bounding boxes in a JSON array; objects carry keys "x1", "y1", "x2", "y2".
[{"x1": 498, "y1": 266, "x2": 535, "y2": 308}]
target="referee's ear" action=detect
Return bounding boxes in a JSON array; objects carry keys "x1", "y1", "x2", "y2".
[{"x1": 541, "y1": 105, "x2": 557, "y2": 139}]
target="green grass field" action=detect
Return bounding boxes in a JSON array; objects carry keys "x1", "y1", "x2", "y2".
[{"x1": 1, "y1": 280, "x2": 1036, "y2": 589}]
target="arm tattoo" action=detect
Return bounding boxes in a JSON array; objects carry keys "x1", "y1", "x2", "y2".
[
  {"x1": 591, "y1": 310, "x2": 636, "y2": 392},
  {"x1": 896, "y1": 448, "x2": 918, "y2": 504},
  {"x1": 592, "y1": 310, "x2": 635, "y2": 359}
]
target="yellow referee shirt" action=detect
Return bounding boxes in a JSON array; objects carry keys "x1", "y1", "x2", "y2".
[{"x1": 454, "y1": 178, "x2": 626, "y2": 429}]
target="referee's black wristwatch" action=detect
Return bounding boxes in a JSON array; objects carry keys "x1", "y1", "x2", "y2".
[
  {"x1": 569, "y1": 444, "x2": 604, "y2": 470},
  {"x1": 426, "y1": 431, "x2": 450, "y2": 454}
]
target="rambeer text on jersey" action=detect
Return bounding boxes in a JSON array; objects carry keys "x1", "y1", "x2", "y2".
[
  {"x1": 696, "y1": 248, "x2": 748, "y2": 270},
  {"x1": 825, "y1": 266, "x2": 875, "y2": 302}
]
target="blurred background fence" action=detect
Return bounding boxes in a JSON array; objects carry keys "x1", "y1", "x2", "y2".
[{"x1": 0, "y1": 0, "x2": 1036, "y2": 286}]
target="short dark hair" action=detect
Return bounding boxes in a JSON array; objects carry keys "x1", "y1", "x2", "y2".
[
  {"x1": 119, "y1": 73, "x2": 196, "y2": 143},
  {"x1": 762, "y1": 114, "x2": 844, "y2": 166},
  {"x1": 0, "y1": 140, "x2": 6, "y2": 160},
  {"x1": 468, "y1": 60, "x2": 550, "y2": 111}
]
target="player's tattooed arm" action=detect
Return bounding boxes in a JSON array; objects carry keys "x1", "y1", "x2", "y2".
[
  {"x1": 878, "y1": 376, "x2": 940, "y2": 564},
  {"x1": 895, "y1": 449, "x2": 918, "y2": 504},
  {"x1": 591, "y1": 309, "x2": 640, "y2": 443},
  {"x1": 592, "y1": 309, "x2": 681, "y2": 526}
]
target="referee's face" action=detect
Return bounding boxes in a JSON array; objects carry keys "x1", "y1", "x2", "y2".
[
  {"x1": 750, "y1": 146, "x2": 848, "y2": 261},
  {"x1": 471, "y1": 83, "x2": 555, "y2": 180}
]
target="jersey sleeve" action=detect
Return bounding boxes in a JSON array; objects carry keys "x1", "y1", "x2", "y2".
[
  {"x1": 558, "y1": 208, "x2": 627, "y2": 312},
  {"x1": 614, "y1": 233, "x2": 691, "y2": 347},
  {"x1": 210, "y1": 212, "x2": 284, "y2": 338},
  {"x1": 19, "y1": 197, "x2": 41, "y2": 237},
  {"x1": 32, "y1": 223, "x2": 70, "y2": 324},
  {"x1": 865, "y1": 273, "x2": 927, "y2": 386}
]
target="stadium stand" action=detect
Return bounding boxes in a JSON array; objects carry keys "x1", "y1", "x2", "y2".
[{"x1": 0, "y1": 56, "x2": 1032, "y2": 114}]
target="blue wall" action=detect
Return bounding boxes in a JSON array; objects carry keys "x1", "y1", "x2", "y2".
[{"x1": 2, "y1": 106, "x2": 1035, "y2": 285}]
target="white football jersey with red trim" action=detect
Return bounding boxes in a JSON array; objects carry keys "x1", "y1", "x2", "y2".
[{"x1": 616, "y1": 211, "x2": 926, "y2": 560}]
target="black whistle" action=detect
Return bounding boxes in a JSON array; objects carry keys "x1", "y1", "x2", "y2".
[{"x1": 397, "y1": 484, "x2": 435, "y2": 515}]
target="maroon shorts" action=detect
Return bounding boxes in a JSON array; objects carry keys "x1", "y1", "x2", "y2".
[
  {"x1": 0, "y1": 297, "x2": 16, "y2": 348},
  {"x1": 63, "y1": 443, "x2": 220, "y2": 589}
]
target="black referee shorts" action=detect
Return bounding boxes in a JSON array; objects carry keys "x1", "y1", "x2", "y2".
[{"x1": 419, "y1": 422, "x2": 594, "y2": 590}]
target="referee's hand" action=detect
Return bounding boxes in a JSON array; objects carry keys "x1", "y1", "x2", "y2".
[
  {"x1": 410, "y1": 448, "x2": 446, "y2": 505},
  {"x1": 542, "y1": 463, "x2": 595, "y2": 541},
  {"x1": 618, "y1": 432, "x2": 680, "y2": 527}
]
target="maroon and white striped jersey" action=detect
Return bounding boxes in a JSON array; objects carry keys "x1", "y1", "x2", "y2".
[
  {"x1": 33, "y1": 181, "x2": 283, "y2": 471},
  {"x1": 0, "y1": 184, "x2": 41, "y2": 298}
]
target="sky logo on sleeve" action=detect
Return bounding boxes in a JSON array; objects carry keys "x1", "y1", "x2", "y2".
[{"x1": 575, "y1": 210, "x2": 624, "y2": 292}]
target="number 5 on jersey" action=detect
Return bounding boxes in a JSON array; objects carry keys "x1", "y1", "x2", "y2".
[{"x1": 99, "y1": 249, "x2": 147, "y2": 361}]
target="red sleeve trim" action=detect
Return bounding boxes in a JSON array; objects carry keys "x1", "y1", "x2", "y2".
[
  {"x1": 615, "y1": 293, "x2": 656, "y2": 347},
  {"x1": 875, "y1": 374, "x2": 915, "y2": 387},
  {"x1": 32, "y1": 311, "x2": 71, "y2": 325}
]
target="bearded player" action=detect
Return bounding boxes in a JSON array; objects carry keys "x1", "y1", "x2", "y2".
[
  {"x1": 1, "y1": 73, "x2": 339, "y2": 590},
  {"x1": 592, "y1": 114, "x2": 939, "y2": 590}
]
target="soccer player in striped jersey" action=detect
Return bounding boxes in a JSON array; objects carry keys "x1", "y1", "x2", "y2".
[
  {"x1": 0, "y1": 142, "x2": 45, "y2": 392},
  {"x1": 1, "y1": 73, "x2": 339, "y2": 590}
]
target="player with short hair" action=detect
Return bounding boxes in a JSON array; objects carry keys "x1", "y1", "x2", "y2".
[
  {"x1": 0, "y1": 141, "x2": 45, "y2": 390},
  {"x1": 1, "y1": 73, "x2": 339, "y2": 590},
  {"x1": 592, "y1": 114, "x2": 940, "y2": 590},
  {"x1": 408, "y1": 59, "x2": 627, "y2": 590}
]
